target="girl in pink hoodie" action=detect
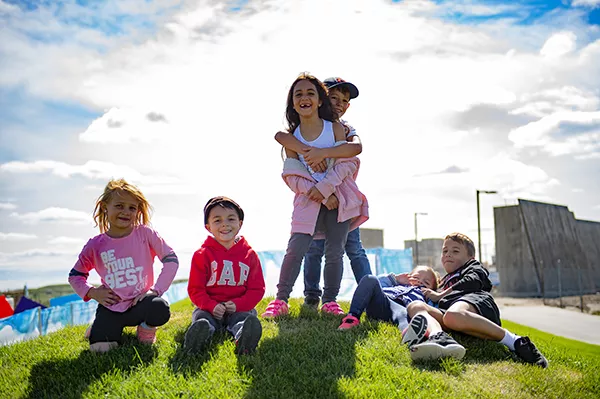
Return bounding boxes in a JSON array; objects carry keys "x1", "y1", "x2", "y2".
[
  {"x1": 262, "y1": 73, "x2": 368, "y2": 318},
  {"x1": 69, "y1": 179, "x2": 179, "y2": 353}
]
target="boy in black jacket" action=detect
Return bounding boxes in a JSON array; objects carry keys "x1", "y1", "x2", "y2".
[{"x1": 402, "y1": 232, "x2": 548, "y2": 367}]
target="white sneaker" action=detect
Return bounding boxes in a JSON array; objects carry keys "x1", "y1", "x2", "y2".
[{"x1": 401, "y1": 314, "x2": 430, "y2": 347}]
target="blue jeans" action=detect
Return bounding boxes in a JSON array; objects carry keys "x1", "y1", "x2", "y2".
[
  {"x1": 276, "y1": 207, "x2": 350, "y2": 303},
  {"x1": 348, "y1": 275, "x2": 409, "y2": 331},
  {"x1": 303, "y1": 227, "x2": 372, "y2": 300}
]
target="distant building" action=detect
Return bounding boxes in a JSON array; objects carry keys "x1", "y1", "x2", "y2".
[
  {"x1": 404, "y1": 238, "x2": 444, "y2": 273},
  {"x1": 360, "y1": 228, "x2": 384, "y2": 249},
  {"x1": 494, "y1": 199, "x2": 599, "y2": 297}
]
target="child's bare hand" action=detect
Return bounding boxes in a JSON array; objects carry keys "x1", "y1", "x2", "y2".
[
  {"x1": 304, "y1": 148, "x2": 326, "y2": 166},
  {"x1": 307, "y1": 186, "x2": 325, "y2": 202},
  {"x1": 309, "y1": 160, "x2": 328, "y2": 173},
  {"x1": 212, "y1": 303, "x2": 226, "y2": 320},
  {"x1": 324, "y1": 194, "x2": 339, "y2": 210},
  {"x1": 132, "y1": 288, "x2": 158, "y2": 306},
  {"x1": 88, "y1": 286, "x2": 121, "y2": 307},
  {"x1": 223, "y1": 301, "x2": 236, "y2": 313},
  {"x1": 297, "y1": 145, "x2": 313, "y2": 156},
  {"x1": 422, "y1": 288, "x2": 442, "y2": 303},
  {"x1": 395, "y1": 273, "x2": 411, "y2": 285}
]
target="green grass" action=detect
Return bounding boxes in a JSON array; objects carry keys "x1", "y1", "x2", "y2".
[{"x1": 1, "y1": 298, "x2": 599, "y2": 399}]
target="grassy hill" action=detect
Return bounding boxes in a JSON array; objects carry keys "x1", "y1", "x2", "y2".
[{"x1": 1, "y1": 297, "x2": 599, "y2": 399}]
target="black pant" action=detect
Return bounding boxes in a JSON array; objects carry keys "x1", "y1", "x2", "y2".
[{"x1": 90, "y1": 295, "x2": 170, "y2": 344}]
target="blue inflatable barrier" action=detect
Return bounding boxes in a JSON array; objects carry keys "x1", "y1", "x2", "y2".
[{"x1": 0, "y1": 248, "x2": 414, "y2": 346}]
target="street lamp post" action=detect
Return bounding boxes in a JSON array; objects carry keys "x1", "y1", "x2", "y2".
[
  {"x1": 414, "y1": 212, "x2": 428, "y2": 267},
  {"x1": 476, "y1": 189, "x2": 497, "y2": 262}
]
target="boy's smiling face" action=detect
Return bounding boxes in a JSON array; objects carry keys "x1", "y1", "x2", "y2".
[
  {"x1": 329, "y1": 88, "x2": 350, "y2": 119},
  {"x1": 441, "y1": 238, "x2": 473, "y2": 273},
  {"x1": 205, "y1": 205, "x2": 242, "y2": 249}
]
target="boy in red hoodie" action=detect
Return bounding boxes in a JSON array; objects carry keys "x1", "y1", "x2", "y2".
[{"x1": 185, "y1": 196, "x2": 265, "y2": 355}]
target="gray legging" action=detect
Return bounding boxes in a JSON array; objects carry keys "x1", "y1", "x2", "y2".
[
  {"x1": 89, "y1": 295, "x2": 170, "y2": 344},
  {"x1": 188, "y1": 308, "x2": 258, "y2": 341},
  {"x1": 276, "y1": 206, "x2": 350, "y2": 303}
]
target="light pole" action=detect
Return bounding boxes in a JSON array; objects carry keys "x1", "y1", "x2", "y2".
[
  {"x1": 414, "y1": 212, "x2": 428, "y2": 267},
  {"x1": 476, "y1": 189, "x2": 497, "y2": 262}
]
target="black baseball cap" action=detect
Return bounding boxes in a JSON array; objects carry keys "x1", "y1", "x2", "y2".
[
  {"x1": 204, "y1": 196, "x2": 244, "y2": 225},
  {"x1": 323, "y1": 77, "x2": 359, "y2": 99}
]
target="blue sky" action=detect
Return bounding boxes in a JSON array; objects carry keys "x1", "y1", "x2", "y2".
[{"x1": 1, "y1": 0, "x2": 600, "y2": 290}]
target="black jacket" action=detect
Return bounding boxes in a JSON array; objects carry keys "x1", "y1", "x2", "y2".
[{"x1": 438, "y1": 259, "x2": 492, "y2": 310}]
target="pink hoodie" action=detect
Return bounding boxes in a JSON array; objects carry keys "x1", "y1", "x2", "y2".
[{"x1": 282, "y1": 156, "x2": 369, "y2": 236}]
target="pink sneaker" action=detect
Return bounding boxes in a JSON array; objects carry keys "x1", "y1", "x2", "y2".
[
  {"x1": 338, "y1": 314, "x2": 360, "y2": 330},
  {"x1": 321, "y1": 301, "x2": 344, "y2": 315},
  {"x1": 261, "y1": 299, "x2": 289, "y2": 318},
  {"x1": 136, "y1": 324, "x2": 157, "y2": 344}
]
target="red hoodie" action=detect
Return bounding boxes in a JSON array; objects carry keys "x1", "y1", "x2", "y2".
[{"x1": 188, "y1": 236, "x2": 265, "y2": 313}]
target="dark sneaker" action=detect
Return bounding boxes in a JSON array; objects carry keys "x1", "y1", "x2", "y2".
[
  {"x1": 514, "y1": 336, "x2": 548, "y2": 368},
  {"x1": 184, "y1": 319, "x2": 212, "y2": 354},
  {"x1": 303, "y1": 296, "x2": 320, "y2": 310},
  {"x1": 401, "y1": 314, "x2": 430, "y2": 347},
  {"x1": 409, "y1": 332, "x2": 466, "y2": 361},
  {"x1": 236, "y1": 315, "x2": 262, "y2": 355}
]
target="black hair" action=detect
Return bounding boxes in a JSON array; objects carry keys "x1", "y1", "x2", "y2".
[{"x1": 203, "y1": 196, "x2": 244, "y2": 225}]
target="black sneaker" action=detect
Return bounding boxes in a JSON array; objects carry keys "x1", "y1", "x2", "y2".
[
  {"x1": 303, "y1": 296, "x2": 320, "y2": 310},
  {"x1": 514, "y1": 336, "x2": 548, "y2": 368},
  {"x1": 235, "y1": 315, "x2": 262, "y2": 355},
  {"x1": 401, "y1": 314, "x2": 430, "y2": 347},
  {"x1": 184, "y1": 319, "x2": 212, "y2": 354},
  {"x1": 409, "y1": 331, "x2": 466, "y2": 361}
]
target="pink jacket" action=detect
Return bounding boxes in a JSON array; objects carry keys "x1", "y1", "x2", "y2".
[{"x1": 282, "y1": 156, "x2": 369, "y2": 236}]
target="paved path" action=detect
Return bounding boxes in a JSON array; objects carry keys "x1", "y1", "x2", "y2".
[{"x1": 499, "y1": 305, "x2": 600, "y2": 346}]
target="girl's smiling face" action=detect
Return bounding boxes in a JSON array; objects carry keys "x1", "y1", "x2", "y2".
[
  {"x1": 292, "y1": 79, "x2": 321, "y2": 117},
  {"x1": 104, "y1": 190, "x2": 139, "y2": 237}
]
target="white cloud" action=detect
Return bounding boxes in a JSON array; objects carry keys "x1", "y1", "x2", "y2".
[
  {"x1": 572, "y1": 0, "x2": 600, "y2": 7},
  {"x1": 47, "y1": 236, "x2": 87, "y2": 246},
  {"x1": 1, "y1": 0, "x2": 600, "y2": 288},
  {"x1": 10, "y1": 207, "x2": 91, "y2": 225},
  {"x1": 1, "y1": 159, "x2": 182, "y2": 187},
  {"x1": 508, "y1": 111, "x2": 600, "y2": 156},
  {"x1": 0, "y1": 232, "x2": 37, "y2": 241},
  {"x1": 0, "y1": 202, "x2": 17, "y2": 210},
  {"x1": 512, "y1": 86, "x2": 599, "y2": 117},
  {"x1": 540, "y1": 31, "x2": 577, "y2": 58},
  {"x1": 80, "y1": 107, "x2": 171, "y2": 144}
]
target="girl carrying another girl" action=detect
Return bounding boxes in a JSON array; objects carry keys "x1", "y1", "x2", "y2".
[
  {"x1": 262, "y1": 73, "x2": 368, "y2": 317},
  {"x1": 69, "y1": 178, "x2": 179, "y2": 352}
]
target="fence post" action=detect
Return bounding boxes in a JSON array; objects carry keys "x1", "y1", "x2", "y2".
[
  {"x1": 557, "y1": 259, "x2": 562, "y2": 308},
  {"x1": 70, "y1": 302, "x2": 75, "y2": 326},
  {"x1": 578, "y1": 266, "x2": 584, "y2": 313}
]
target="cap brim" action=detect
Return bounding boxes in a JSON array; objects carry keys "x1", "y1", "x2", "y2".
[{"x1": 327, "y1": 82, "x2": 359, "y2": 99}]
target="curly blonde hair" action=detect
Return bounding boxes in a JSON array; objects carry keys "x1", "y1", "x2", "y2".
[{"x1": 93, "y1": 179, "x2": 152, "y2": 233}]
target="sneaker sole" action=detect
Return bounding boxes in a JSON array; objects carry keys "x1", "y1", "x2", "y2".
[
  {"x1": 338, "y1": 323, "x2": 358, "y2": 331},
  {"x1": 184, "y1": 320, "x2": 211, "y2": 354},
  {"x1": 401, "y1": 314, "x2": 429, "y2": 347},
  {"x1": 236, "y1": 316, "x2": 262, "y2": 355},
  {"x1": 409, "y1": 342, "x2": 466, "y2": 361}
]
